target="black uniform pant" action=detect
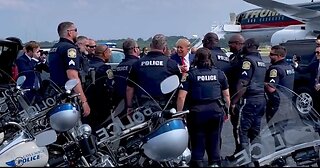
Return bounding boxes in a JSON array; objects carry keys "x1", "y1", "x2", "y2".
[
  {"x1": 239, "y1": 97, "x2": 266, "y2": 159},
  {"x1": 187, "y1": 102, "x2": 224, "y2": 166}
]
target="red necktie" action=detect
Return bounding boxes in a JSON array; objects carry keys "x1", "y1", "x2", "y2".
[{"x1": 181, "y1": 57, "x2": 186, "y2": 66}]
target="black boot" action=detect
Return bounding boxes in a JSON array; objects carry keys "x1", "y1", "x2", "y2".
[{"x1": 190, "y1": 160, "x2": 203, "y2": 167}]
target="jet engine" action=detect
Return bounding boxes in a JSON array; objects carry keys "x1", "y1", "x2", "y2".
[{"x1": 271, "y1": 25, "x2": 316, "y2": 45}]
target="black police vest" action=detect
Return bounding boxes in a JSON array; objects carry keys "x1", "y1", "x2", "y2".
[
  {"x1": 188, "y1": 68, "x2": 222, "y2": 103},
  {"x1": 114, "y1": 58, "x2": 137, "y2": 97},
  {"x1": 245, "y1": 55, "x2": 266, "y2": 97},
  {"x1": 211, "y1": 47, "x2": 231, "y2": 73},
  {"x1": 136, "y1": 56, "x2": 171, "y2": 98},
  {"x1": 269, "y1": 62, "x2": 295, "y2": 90}
]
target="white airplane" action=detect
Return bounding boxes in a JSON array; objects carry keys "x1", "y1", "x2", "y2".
[{"x1": 212, "y1": 0, "x2": 320, "y2": 45}]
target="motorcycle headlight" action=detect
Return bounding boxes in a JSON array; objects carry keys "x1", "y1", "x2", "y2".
[{"x1": 48, "y1": 103, "x2": 79, "y2": 132}]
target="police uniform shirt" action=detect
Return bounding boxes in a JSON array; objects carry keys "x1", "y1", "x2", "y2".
[
  {"x1": 48, "y1": 38, "x2": 81, "y2": 87},
  {"x1": 180, "y1": 67, "x2": 228, "y2": 102},
  {"x1": 113, "y1": 55, "x2": 139, "y2": 97},
  {"x1": 238, "y1": 52, "x2": 266, "y2": 97},
  {"x1": 265, "y1": 59, "x2": 294, "y2": 90},
  {"x1": 210, "y1": 47, "x2": 231, "y2": 73},
  {"x1": 128, "y1": 51, "x2": 180, "y2": 97},
  {"x1": 239, "y1": 53, "x2": 265, "y2": 82}
]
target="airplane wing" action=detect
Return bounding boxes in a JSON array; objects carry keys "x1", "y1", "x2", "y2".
[{"x1": 243, "y1": 0, "x2": 320, "y2": 25}]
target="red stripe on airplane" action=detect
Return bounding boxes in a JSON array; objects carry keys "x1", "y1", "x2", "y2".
[{"x1": 241, "y1": 20, "x2": 303, "y2": 30}]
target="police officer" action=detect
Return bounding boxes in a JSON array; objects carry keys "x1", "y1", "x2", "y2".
[
  {"x1": 85, "y1": 45, "x2": 113, "y2": 131},
  {"x1": 113, "y1": 38, "x2": 140, "y2": 108},
  {"x1": 126, "y1": 34, "x2": 181, "y2": 113},
  {"x1": 75, "y1": 35, "x2": 90, "y2": 87},
  {"x1": 230, "y1": 38, "x2": 266, "y2": 162},
  {"x1": 265, "y1": 45, "x2": 294, "y2": 123},
  {"x1": 225, "y1": 34, "x2": 245, "y2": 159},
  {"x1": 48, "y1": 21, "x2": 90, "y2": 117},
  {"x1": 202, "y1": 32, "x2": 231, "y2": 74},
  {"x1": 176, "y1": 47, "x2": 230, "y2": 167}
]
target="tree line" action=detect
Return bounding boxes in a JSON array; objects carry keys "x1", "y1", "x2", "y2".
[{"x1": 39, "y1": 36, "x2": 231, "y2": 49}]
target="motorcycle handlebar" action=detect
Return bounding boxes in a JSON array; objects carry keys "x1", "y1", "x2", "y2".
[
  {"x1": 5, "y1": 121, "x2": 24, "y2": 130},
  {"x1": 172, "y1": 110, "x2": 189, "y2": 117}
]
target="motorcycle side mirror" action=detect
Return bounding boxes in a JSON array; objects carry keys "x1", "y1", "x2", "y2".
[
  {"x1": 16, "y1": 76, "x2": 26, "y2": 88},
  {"x1": 35, "y1": 129, "x2": 57, "y2": 147},
  {"x1": 64, "y1": 79, "x2": 79, "y2": 92},
  {"x1": 160, "y1": 75, "x2": 180, "y2": 94}
]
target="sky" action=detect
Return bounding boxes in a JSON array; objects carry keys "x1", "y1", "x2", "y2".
[{"x1": 0, "y1": 0, "x2": 311, "y2": 43}]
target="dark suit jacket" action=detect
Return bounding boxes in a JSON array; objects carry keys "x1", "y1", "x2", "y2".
[
  {"x1": 15, "y1": 54, "x2": 48, "y2": 89},
  {"x1": 296, "y1": 59, "x2": 320, "y2": 86},
  {"x1": 170, "y1": 53, "x2": 195, "y2": 66}
]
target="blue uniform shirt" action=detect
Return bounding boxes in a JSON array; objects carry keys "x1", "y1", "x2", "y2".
[
  {"x1": 128, "y1": 51, "x2": 181, "y2": 99},
  {"x1": 48, "y1": 38, "x2": 81, "y2": 87}
]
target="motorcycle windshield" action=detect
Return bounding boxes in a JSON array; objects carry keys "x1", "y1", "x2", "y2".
[
  {"x1": 88, "y1": 74, "x2": 180, "y2": 144},
  {"x1": 228, "y1": 82, "x2": 320, "y2": 167}
]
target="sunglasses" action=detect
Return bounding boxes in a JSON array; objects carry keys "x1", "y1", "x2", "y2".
[
  {"x1": 228, "y1": 41, "x2": 244, "y2": 45},
  {"x1": 315, "y1": 51, "x2": 320, "y2": 55},
  {"x1": 67, "y1": 28, "x2": 77, "y2": 32},
  {"x1": 86, "y1": 45, "x2": 96, "y2": 48},
  {"x1": 269, "y1": 53, "x2": 278, "y2": 56}
]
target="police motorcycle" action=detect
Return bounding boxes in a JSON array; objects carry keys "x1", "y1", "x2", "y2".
[
  {"x1": 0, "y1": 75, "x2": 58, "y2": 167},
  {"x1": 224, "y1": 83, "x2": 320, "y2": 167},
  {"x1": 86, "y1": 74, "x2": 191, "y2": 167},
  {"x1": 45, "y1": 78, "x2": 116, "y2": 167}
]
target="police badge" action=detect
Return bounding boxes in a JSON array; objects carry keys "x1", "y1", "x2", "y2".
[
  {"x1": 270, "y1": 69, "x2": 277, "y2": 78},
  {"x1": 242, "y1": 61, "x2": 251, "y2": 70},
  {"x1": 67, "y1": 48, "x2": 77, "y2": 58},
  {"x1": 181, "y1": 73, "x2": 188, "y2": 82},
  {"x1": 106, "y1": 69, "x2": 114, "y2": 79}
]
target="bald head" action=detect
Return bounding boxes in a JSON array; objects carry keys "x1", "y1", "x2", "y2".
[
  {"x1": 95, "y1": 45, "x2": 111, "y2": 62},
  {"x1": 202, "y1": 32, "x2": 219, "y2": 49},
  {"x1": 228, "y1": 34, "x2": 245, "y2": 53},
  {"x1": 229, "y1": 34, "x2": 245, "y2": 43},
  {"x1": 95, "y1": 45, "x2": 108, "y2": 55}
]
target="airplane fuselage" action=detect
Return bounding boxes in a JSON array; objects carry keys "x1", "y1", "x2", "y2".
[{"x1": 221, "y1": 2, "x2": 320, "y2": 44}]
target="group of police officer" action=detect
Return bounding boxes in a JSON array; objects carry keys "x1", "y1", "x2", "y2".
[{"x1": 46, "y1": 21, "x2": 296, "y2": 167}]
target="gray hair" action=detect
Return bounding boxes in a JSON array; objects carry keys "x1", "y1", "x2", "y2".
[
  {"x1": 150, "y1": 34, "x2": 167, "y2": 50},
  {"x1": 122, "y1": 38, "x2": 137, "y2": 55},
  {"x1": 76, "y1": 35, "x2": 88, "y2": 44},
  {"x1": 57, "y1": 21, "x2": 74, "y2": 37}
]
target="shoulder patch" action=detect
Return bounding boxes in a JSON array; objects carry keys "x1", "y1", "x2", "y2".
[
  {"x1": 106, "y1": 69, "x2": 114, "y2": 79},
  {"x1": 67, "y1": 48, "x2": 77, "y2": 58},
  {"x1": 269, "y1": 69, "x2": 277, "y2": 78},
  {"x1": 242, "y1": 61, "x2": 251, "y2": 70},
  {"x1": 181, "y1": 73, "x2": 188, "y2": 82}
]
